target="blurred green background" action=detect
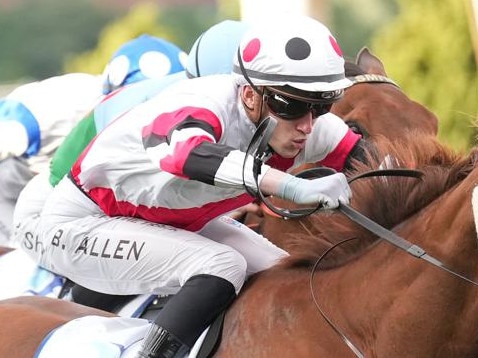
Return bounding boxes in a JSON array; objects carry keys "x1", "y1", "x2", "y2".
[{"x1": 0, "y1": 0, "x2": 476, "y2": 150}]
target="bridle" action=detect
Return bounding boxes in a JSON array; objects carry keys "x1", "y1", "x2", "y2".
[{"x1": 348, "y1": 73, "x2": 399, "y2": 87}]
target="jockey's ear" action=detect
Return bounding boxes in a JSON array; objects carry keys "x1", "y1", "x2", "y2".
[
  {"x1": 240, "y1": 85, "x2": 265, "y2": 125},
  {"x1": 240, "y1": 85, "x2": 255, "y2": 110}
]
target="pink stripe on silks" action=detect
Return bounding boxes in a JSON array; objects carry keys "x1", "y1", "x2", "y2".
[
  {"x1": 319, "y1": 130, "x2": 361, "y2": 172},
  {"x1": 87, "y1": 187, "x2": 255, "y2": 232},
  {"x1": 159, "y1": 135, "x2": 214, "y2": 178},
  {"x1": 143, "y1": 107, "x2": 224, "y2": 178},
  {"x1": 141, "y1": 106, "x2": 223, "y2": 138}
]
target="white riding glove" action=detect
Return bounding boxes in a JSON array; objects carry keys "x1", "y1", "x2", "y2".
[{"x1": 275, "y1": 172, "x2": 351, "y2": 209}]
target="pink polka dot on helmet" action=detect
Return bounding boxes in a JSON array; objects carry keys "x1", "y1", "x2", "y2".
[{"x1": 242, "y1": 38, "x2": 261, "y2": 62}]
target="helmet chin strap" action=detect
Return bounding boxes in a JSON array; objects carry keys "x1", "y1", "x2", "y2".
[{"x1": 237, "y1": 50, "x2": 263, "y2": 95}]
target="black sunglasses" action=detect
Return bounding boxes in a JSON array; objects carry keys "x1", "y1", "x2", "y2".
[{"x1": 264, "y1": 90, "x2": 333, "y2": 120}]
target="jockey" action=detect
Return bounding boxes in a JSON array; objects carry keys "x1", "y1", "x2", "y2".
[
  {"x1": 19, "y1": 15, "x2": 363, "y2": 358},
  {"x1": 13, "y1": 19, "x2": 250, "y2": 304},
  {"x1": 1, "y1": 34, "x2": 186, "y2": 248},
  {"x1": 13, "y1": 19, "x2": 249, "y2": 251}
]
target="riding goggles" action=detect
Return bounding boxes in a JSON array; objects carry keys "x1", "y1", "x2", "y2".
[{"x1": 264, "y1": 89, "x2": 334, "y2": 120}]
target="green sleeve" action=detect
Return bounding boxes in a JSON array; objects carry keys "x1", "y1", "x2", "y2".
[{"x1": 49, "y1": 111, "x2": 97, "y2": 186}]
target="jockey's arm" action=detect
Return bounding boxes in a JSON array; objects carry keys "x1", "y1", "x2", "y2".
[{"x1": 143, "y1": 108, "x2": 351, "y2": 209}]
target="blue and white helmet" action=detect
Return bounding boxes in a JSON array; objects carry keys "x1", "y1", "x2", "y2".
[
  {"x1": 186, "y1": 20, "x2": 249, "y2": 78},
  {"x1": 102, "y1": 34, "x2": 188, "y2": 94}
]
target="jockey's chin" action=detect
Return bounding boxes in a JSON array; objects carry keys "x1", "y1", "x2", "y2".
[{"x1": 269, "y1": 142, "x2": 302, "y2": 159}]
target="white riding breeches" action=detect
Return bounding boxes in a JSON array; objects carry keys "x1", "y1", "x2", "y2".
[{"x1": 19, "y1": 176, "x2": 288, "y2": 296}]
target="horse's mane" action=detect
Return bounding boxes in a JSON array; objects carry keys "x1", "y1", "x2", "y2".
[{"x1": 280, "y1": 132, "x2": 478, "y2": 269}]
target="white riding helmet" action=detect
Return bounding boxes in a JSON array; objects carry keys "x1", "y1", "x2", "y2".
[{"x1": 233, "y1": 15, "x2": 352, "y2": 102}]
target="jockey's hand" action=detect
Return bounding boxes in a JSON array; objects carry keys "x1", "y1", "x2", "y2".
[{"x1": 276, "y1": 172, "x2": 351, "y2": 209}]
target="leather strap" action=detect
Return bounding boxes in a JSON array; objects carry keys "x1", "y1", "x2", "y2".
[
  {"x1": 339, "y1": 203, "x2": 478, "y2": 286},
  {"x1": 348, "y1": 74, "x2": 399, "y2": 87}
]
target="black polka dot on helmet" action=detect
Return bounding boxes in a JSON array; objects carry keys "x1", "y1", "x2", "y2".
[{"x1": 285, "y1": 37, "x2": 311, "y2": 61}]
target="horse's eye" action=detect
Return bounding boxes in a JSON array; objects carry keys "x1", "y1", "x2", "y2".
[{"x1": 345, "y1": 120, "x2": 368, "y2": 138}]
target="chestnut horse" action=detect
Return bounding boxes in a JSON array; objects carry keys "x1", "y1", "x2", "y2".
[{"x1": 2, "y1": 133, "x2": 478, "y2": 358}]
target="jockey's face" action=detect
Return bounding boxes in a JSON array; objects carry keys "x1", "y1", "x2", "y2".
[
  {"x1": 268, "y1": 110, "x2": 315, "y2": 158},
  {"x1": 240, "y1": 85, "x2": 327, "y2": 158}
]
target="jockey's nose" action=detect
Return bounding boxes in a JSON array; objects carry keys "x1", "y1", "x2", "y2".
[{"x1": 295, "y1": 112, "x2": 313, "y2": 134}]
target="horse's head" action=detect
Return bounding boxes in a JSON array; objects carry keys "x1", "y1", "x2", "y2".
[{"x1": 333, "y1": 47, "x2": 439, "y2": 140}]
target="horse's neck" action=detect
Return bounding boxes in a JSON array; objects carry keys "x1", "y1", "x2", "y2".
[
  {"x1": 222, "y1": 184, "x2": 478, "y2": 358},
  {"x1": 404, "y1": 165, "x2": 478, "y2": 262},
  {"x1": 348, "y1": 165, "x2": 478, "y2": 357},
  {"x1": 219, "y1": 162, "x2": 478, "y2": 357}
]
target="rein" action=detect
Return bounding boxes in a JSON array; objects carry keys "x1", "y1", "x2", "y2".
[{"x1": 259, "y1": 165, "x2": 478, "y2": 286}]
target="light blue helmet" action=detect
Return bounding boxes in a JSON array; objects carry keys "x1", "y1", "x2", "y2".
[
  {"x1": 102, "y1": 34, "x2": 188, "y2": 94},
  {"x1": 186, "y1": 20, "x2": 250, "y2": 78}
]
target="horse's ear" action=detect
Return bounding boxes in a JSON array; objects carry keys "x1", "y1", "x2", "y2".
[{"x1": 356, "y1": 47, "x2": 387, "y2": 76}]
